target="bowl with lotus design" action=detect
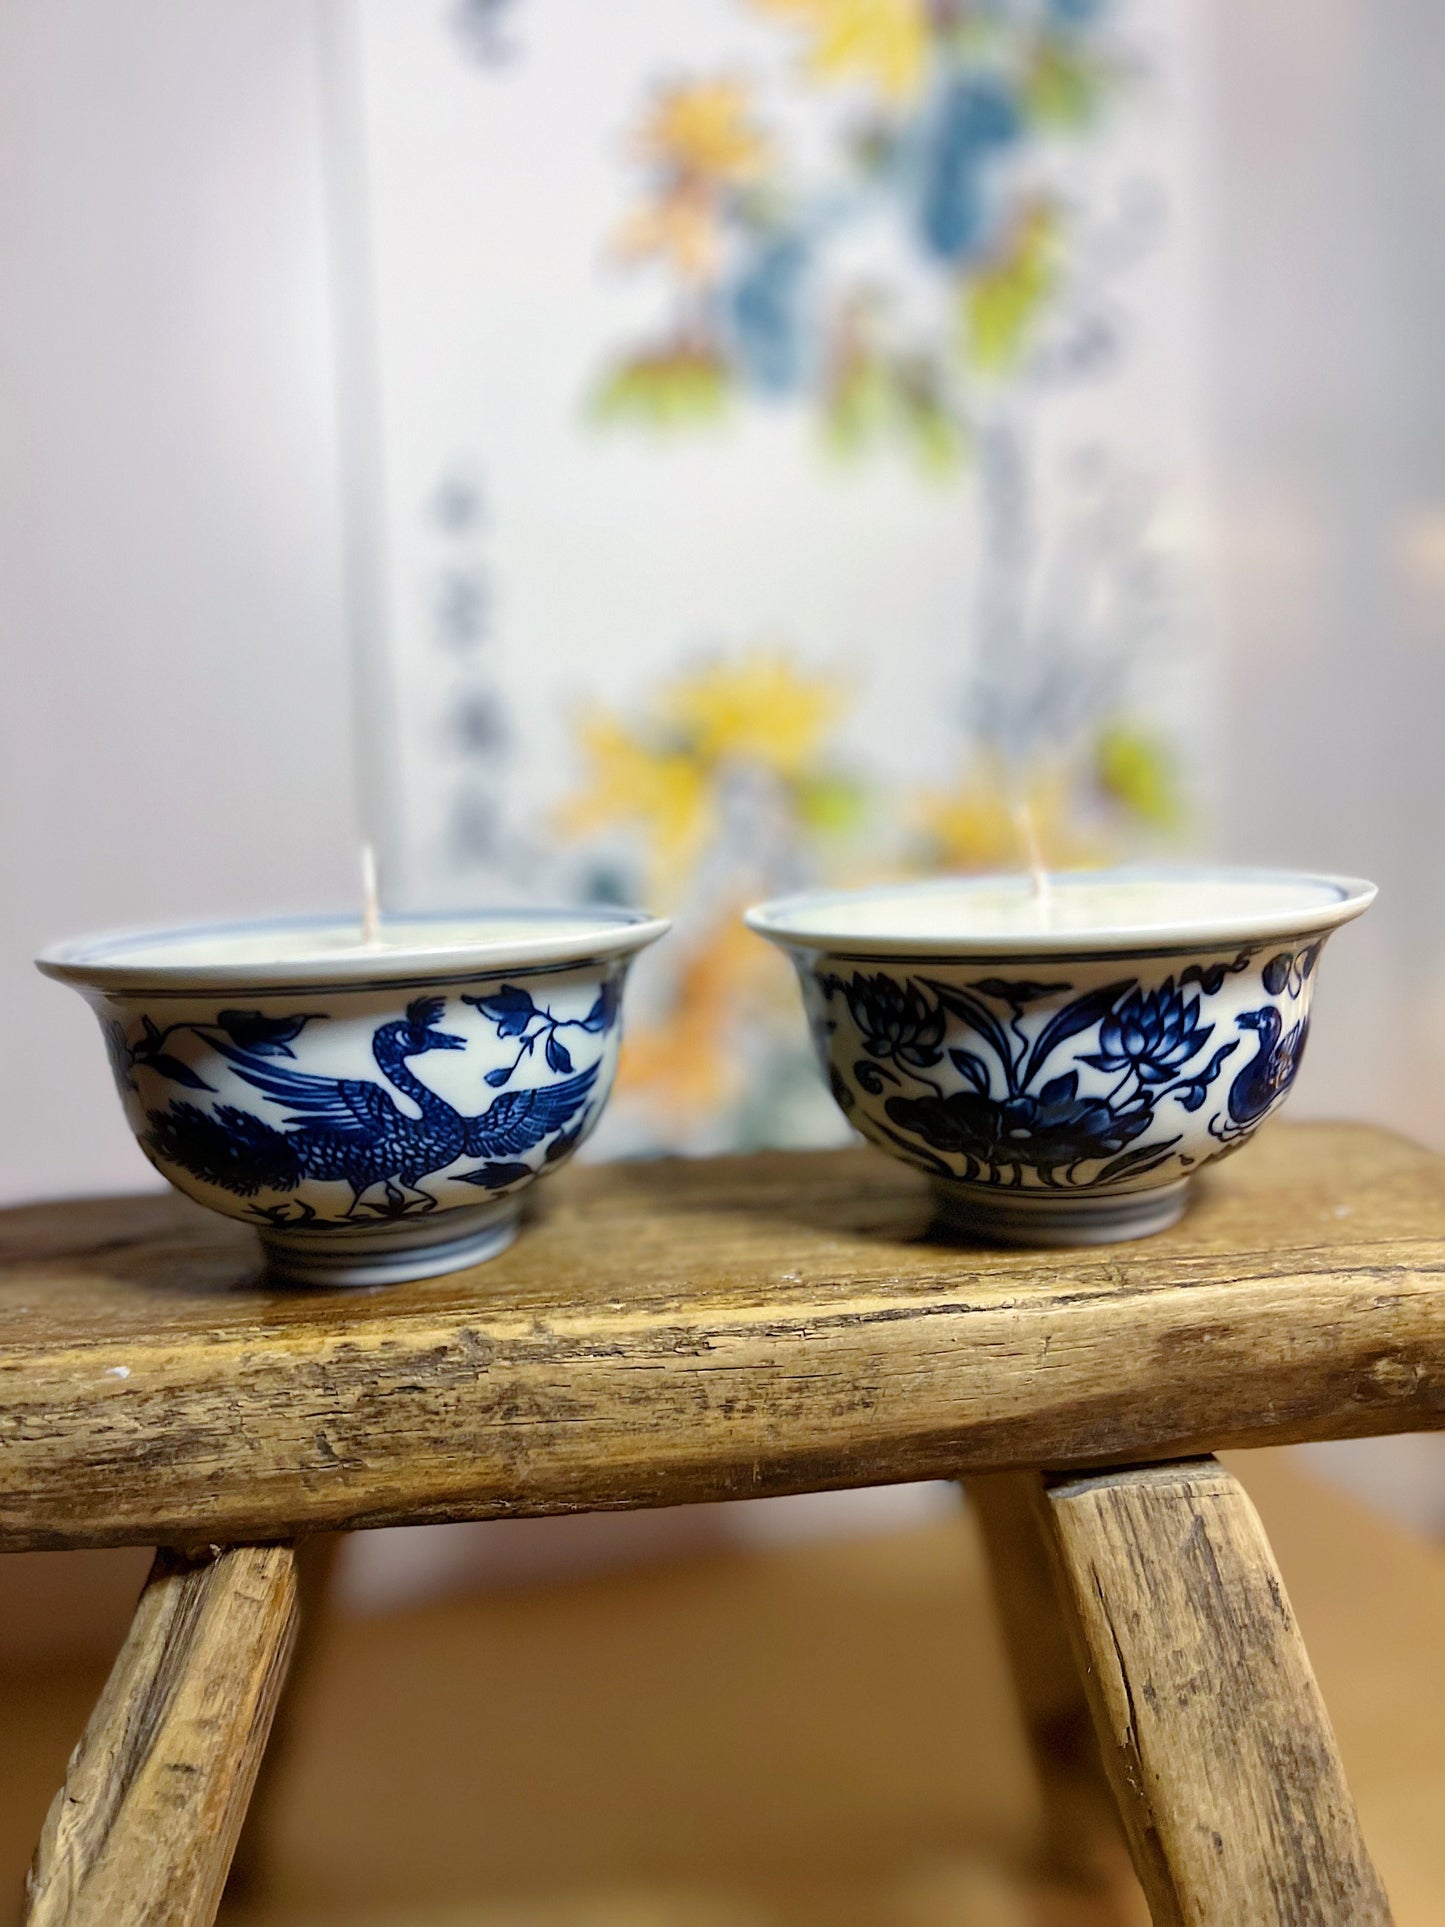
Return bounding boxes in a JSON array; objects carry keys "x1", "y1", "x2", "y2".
[
  {"x1": 746, "y1": 867, "x2": 1375, "y2": 1246},
  {"x1": 37, "y1": 907, "x2": 669, "y2": 1286}
]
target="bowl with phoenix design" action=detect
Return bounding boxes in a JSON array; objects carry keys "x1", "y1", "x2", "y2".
[{"x1": 37, "y1": 907, "x2": 668, "y2": 1285}]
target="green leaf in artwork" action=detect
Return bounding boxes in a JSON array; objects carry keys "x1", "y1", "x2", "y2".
[
  {"x1": 962, "y1": 205, "x2": 1059, "y2": 376},
  {"x1": 1094, "y1": 723, "x2": 1184, "y2": 830},
  {"x1": 590, "y1": 348, "x2": 732, "y2": 430},
  {"x1": 822, "y1": 356, "x2": 892, "y2": 459},
  {"x1": 895, "y1": 374, "x2": 968, "y2": 477},
  {"x1": 1025, "y1": 42, "x2": 1108, "y2": 130},
  {"x1": 795, "y1": 772, "x2": 869, "y2": 837}
]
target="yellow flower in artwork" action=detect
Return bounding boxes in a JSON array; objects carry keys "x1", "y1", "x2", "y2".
[
  {"x1": 557, "y1": 712, "x2": 712, "y2": 879},
  {"x1": 558, "y1": 652, "x2": 869, "y2": 1132},
  {"x1": 635, "y1": 79, "x2": 771, "y2": 186},
  {"x1": 915, "y1": 762, "x2": 1102, "y2": 873},
  {"x1": 616, "y1": 916, "x2": 771, "y2": 1118},
  {"x1": 751, "y1": 0, "x2": 930, "y2": 104},
  {"x1": 659, "y1": 652, "x2": 843, "y2": 780},
  {"x1": 613, "y1": 185, "x2": 723, "y2": 281}
]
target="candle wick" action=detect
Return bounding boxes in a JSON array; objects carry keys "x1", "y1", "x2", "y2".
[
  {"x1": 360, "y1": 842, "x2": 381, "y2": 945},
  {"x1": 1009, "y1": 797, "x2": 1052, "y2": 919}
]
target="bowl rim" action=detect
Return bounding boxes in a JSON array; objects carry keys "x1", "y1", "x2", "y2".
[
  {"x1": 35, "y1": 905, "x2": 671, "y2": 994},
  {"x1": 744, "y1": 864, "x2": 1377, "y2": 959}
]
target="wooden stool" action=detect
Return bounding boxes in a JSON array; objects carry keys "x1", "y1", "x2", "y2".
[{"x1": 3, "y1": 1121, "x2": 1441, "y2": 1926}]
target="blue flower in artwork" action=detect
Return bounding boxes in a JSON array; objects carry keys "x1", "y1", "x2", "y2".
[
  {"x1": 835, "y1": 971, "x2": 946, "y2": 1069},
  {"x1": 728, "y1": 233, "x2": 811, "y2": 394},
  {"x1": 826, "y1": 967, "x2": 1248, "y2": 1189},
  {"x1": 1081, "y1": 980, "x2": 1212, "y2": 1085},
  {"x1": 916, "y1": 76, "x2": 1022, "y2": 265}
]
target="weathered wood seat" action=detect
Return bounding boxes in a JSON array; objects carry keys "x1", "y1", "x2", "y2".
[{"x1": 6, "y1": 1121, "x2": 1442, "y2": 1923}]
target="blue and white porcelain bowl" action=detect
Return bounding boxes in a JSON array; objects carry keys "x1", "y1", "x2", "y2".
[
  {"x1": 38, "y1": 908, "x2": 668, "y2": 1286},
  {"x1": 746, "y1": 868, "x2": 1375, "y2": 1246}
]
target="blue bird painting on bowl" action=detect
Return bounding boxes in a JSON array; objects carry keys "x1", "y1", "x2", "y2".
[{"x1": 39, "y1": 908, "x2": 668, "y2": 1286}]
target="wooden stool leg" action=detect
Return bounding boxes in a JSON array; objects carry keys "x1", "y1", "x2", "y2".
[
  {"x1": 226, "y1": 1532, "x2": 341, "y2": 1900},
  {"x1": 24, "y1": 1543, "x2": 298, "y2": 1927},
  {"x1": 964, "y1": 1472, "x2": 1123, "y2": 1891},
  {"x1": 1033, "y1": 1458, "x2": 1393, "y2": 1927}
]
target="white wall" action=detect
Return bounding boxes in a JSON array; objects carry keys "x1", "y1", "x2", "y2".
[
  {"x1": 0, "y1": 1, "x2": 356, "y2": 1202},
  {"x1": 1206, "y1": 0, "x2": 1445, "y2": 1153}
]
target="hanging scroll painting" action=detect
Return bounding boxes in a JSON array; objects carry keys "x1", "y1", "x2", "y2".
[{"x1": 341, "y1": 0, "x2": 1214, "y2": 1152}]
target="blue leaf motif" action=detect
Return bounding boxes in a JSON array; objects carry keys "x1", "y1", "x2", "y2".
[
  {"x1": 145, "y1": 1053, "x2": 214, "y2": 1091},
  {"x1": 544, "y1": 1118, "x2": 588, "y2": 1163},
  {"x1": 1096, "y1": 1139, "x2": 1182, "y2": 1185},
  {"x1": 216, "y1": 1010, "x2": 317, "y2": 1057},
  {"x1": 927, "y1": 983, "x2": 1016, "y2": 1078},
  {"x1": 1038, "y1": 1071, "x2": 1079, "y2": 1106},
  {"x1": 1174, "y1": 1040, "x2": 1239, "y2": 1112},
  {"x1": 454, "y1": 1160, "x2": 534, "y2": 1190},
  {"x1": 484, "y1": 1065, "x2": 512, "y2": 1088},
  {"x1": 971, "y1": 979, "x2": 1061, "y2": 1005},
  {"x1": 545, "y1": 1033, "x2": 573, "y2": 1074},
  {"x1": 949, "y1": 1048, "x2": 990, "y2": 1094},
  {"x1": 465, "y1": 985, "x2": 537, "y2": 1038},
  {"x1": 580, "y1": 981, "x2": 620, "y2": 1033},
  {"x1": 1020, "y1": 981, "x2": 1135, "y2": 1091}
]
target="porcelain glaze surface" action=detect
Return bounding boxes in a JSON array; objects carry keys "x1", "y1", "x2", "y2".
[
  {"x1": 38, "y1": 911, "x2": 667, "y2": 1285},
  {"x1": 748, "y1": 869, "x2": 1375, "y2": 1246}
]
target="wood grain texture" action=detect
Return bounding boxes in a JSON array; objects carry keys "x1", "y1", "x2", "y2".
[
  {"x1": 1, "y1": 1123, "x2": 1443, "y2": 1549},
  {"x1": 226, "y1": 1534, "x2": 339, "y2": 1903},
  {"x1": 965, "y1": 1472, "x2": 1120, "y2": 1889},
  {"x1": 1036, "y1": 1459, "x2": 1393, "y2": 1927},
  {"x1": 24, "y1": 1543, "x2": 297, "y2": 1927}
]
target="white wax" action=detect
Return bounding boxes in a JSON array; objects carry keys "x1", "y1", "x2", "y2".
[
  {"x1": 38, "y1": 908, "x2": 670, "y2": 992},
  {"x1": 786, "y1": 877, "x2": 1343, "y2": 940},
  {"x1": 752, "y1": 869, "x2": 1365, "y2": 948},
  {"x1": 80, "y1": 915, "x2": 619, "y2": 971}
]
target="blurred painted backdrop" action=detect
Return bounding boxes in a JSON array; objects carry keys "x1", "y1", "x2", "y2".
[
  {"x1": 339, "y1": 0, "x2": 1214, "y2": 1155},
  {"x1": 2, "y1": 0, "x2": 1443, "y2": 1531}
]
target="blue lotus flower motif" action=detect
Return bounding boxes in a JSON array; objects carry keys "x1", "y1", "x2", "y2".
[
  {"x1": 1082, "y1": 981, "x2": 1212, "y2": 1085},
  {"x1": 839, "y1": 972, "x2": 945, "y2": 1069},
  {"x1": 885, "y1": 1071, "x2": 1151, "y2": 1175}
]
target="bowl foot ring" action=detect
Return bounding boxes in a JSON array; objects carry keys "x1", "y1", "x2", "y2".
[
  {"x1": 257, "y1": 1196, "x2": 522, "y2": 1287},
  {"x1": 929, "y1": 1176, "x2": 1190, "y2": 1249}
]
